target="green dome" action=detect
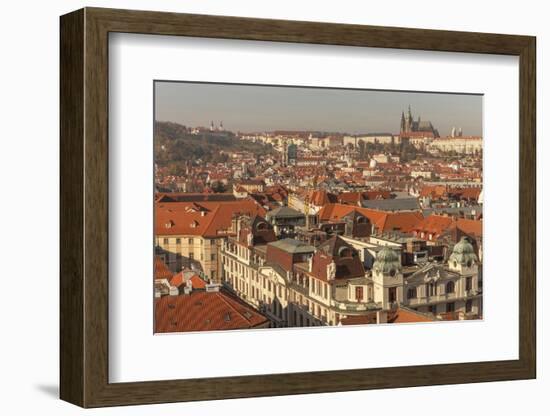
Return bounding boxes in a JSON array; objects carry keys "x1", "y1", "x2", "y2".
[
  {"x1": 449, "y1": 236, "x2": 477, "y2": 266},
  {"x1": 373, "y1": 247, "x2": 401, "y2": 275}
]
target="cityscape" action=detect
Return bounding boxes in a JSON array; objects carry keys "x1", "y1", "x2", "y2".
[{"x1": 153, "y1": 82, "x2": 483, "y2": 333}]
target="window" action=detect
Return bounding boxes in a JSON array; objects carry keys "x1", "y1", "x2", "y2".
[
  {"x1": 189, "y1": 252, "x2": 194, "y2": 260},
  {"x1": 211, "y1": 270, "x2": 216, "y2": 280},
  {"x1": 210, "y1": 239, "x2": 215, "y2": 245},
  {"x1": 175, "y1": 238, "x2": 181, "y2": 245},
  {"x1": 355, "y1": 287, "x2": 364, "y2": 302},
  {"x1": 163, "y1": 238, "x2": 169, "y2": 245},
  {"x1": 429, "y1": 304, "x2": 437, "y2": 314},
  {"x1": 211, "y1": 254, "x2": 215, "y2": 261},
  {"x1": 426, "y1": 282, "x2": 436, "y2": 296},
  {"x1": 466, "y1": 299, "x2": 473, "y2": 313},
  {"x1": 407, "y1": 287, "x2": 417, "y2": 299},
  {"x1": 446, "y1": 281, "x2": 455, "y2": 294},
  {"x1": 388, "y1": 287, "x2": 397, "y2": 303},
  {"x1": 189, "y1": 238, "x2": 194, "y2": 245},
  {"x1": 466, "y1": 276, "x2": 472, "y2": 291},
  {"x1": 446, "y1": 302, "x2": 455, "y2": 313}
]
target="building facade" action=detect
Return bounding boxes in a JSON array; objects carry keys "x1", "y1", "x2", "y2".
[{"x1": 220, "y1": 215, "x2": 482, "y2": 328}]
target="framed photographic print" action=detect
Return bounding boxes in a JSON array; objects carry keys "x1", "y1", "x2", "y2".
[{"x1": 60, "y1": 7, "x2": 536, "y2": 408}]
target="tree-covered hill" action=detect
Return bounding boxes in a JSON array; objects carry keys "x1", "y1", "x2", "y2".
[{"x1": 154, "y1": 121, "x2": 274, "y2": 167}]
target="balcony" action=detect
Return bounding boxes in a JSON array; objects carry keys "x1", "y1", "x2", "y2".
[{"x1": 333, "y1": 300, "x2": 379, "y2": 312}]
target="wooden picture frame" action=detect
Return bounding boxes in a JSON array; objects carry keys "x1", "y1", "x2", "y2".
[{"x1": 60, "y1": 7, "x2": 536, "y2": 408}]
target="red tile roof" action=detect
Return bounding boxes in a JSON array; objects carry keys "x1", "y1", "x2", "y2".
[
  {"x1": 155, "y1": 290, "x2": 268, "y2": 332},
  {"x1": 340, "y1": 308, "x2": 434, "y2": 325},
  {"x1": 412, "y1": 215, "x2": 454, "y2": 236},
  {"x1": 455, "y1": 218, "x2": 482, "y2": 238},
  {"x1": 170, "y1": 272, "x2": 207, "y2": 289},
  {"x1": 388, "y1": 308, "x2": 434, "y2": 323},
  {"x1": 155, "y1": 200, "x2": 266, "y2": 237},
  {"x1": 413, "y1": 215, "x2": 482, "y2": 239},
  {"x1": 419, "y1": 185, "x2": 448, "y2": 199},
  {"x1": 318, "y1": 204, "x2": 423, "y2": 233},
  {"x1": 308, "y1": 190, "x2": 338, "y2": 206}
]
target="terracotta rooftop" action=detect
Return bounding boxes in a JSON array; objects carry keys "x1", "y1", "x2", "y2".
[
  {"x1": 155, "y1": 290, "x2": 268, "y2": 333},
  {"x1": 154, "y1": 256, "x2": 173, "y2": 280},
  {"x1": 156, "y1": 200, "x2": 266, "y2": 237},
  {"x1": 318, "y1": 203, "x2": 423, "y2": 233}
]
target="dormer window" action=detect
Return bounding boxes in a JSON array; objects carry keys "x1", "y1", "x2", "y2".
[
  {"x1": 337, "y1": 247, "x2": 352, "y2": 258},
  {"x1": 256, "y1": 222, "x2": 268, "y2": 231},
  {"x1": 165, "y1": 220, "x2": 174, "y2": 229}
]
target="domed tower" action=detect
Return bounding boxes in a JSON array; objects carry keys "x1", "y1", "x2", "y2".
[
  {"x1": 372, "y1": 247, "x2": 403, "y2": 309},
  {"x1": 448, "y1": 236, "x2": 478, "y2": 274}
]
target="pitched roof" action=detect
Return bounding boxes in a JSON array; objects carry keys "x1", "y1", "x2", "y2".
[
  {"x1": 156, "y1": 200, "x2": 266, "y2": 237},
  {"x1": 308, "y1": 190, "x2": 338, "y2": 206},
  {"x1": 361, "y1": 197, "x2": 420, "y2": 212},
  {"x1": 312, "y1": 236, "x2": 365, "y2": 281},
  {"x1": 268, "y1": 238, "x2": 315, "y2": 254},
  {"x1": 266, "y1": 206, "x2": 304, "y2": 219},
  {"x1": 412, "y1": 215, "x2": 454, "y2": 235},
  {"x1": 455, "y1": 218, "x2": 482, "y2": 238},
  {"x1": 413, "y1": 215, "x2": 482, "y2": 239},
  {"x1": 170, "y1": 271, "x2": 207, "y2": 289},
  {"x1": 155, "y1": 192, "x2": 237, "y2": 203},
  {"x1": 154, "y1": 256, "x2": 173, "y2": 280},
  {"x1": 155, "y1": 290, "x2": 268, "y2": 332},
  {"x1": 340, "y1": 307, "x2": 435, "y2": 326},
  {"x1": 387, "y1": 307, "x2": 435, "y2": 323},
  {"x1": 318, "y1": 204, "x2": 423, "y2": 233}
]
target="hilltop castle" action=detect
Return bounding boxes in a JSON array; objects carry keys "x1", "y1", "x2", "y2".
[{"x1": 400, "y1": 105, "x2": 440, "y2": 137}]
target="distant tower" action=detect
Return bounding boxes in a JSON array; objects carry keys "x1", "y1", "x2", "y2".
[
  {"x1": 458, "y1": 127, "x2": 463, "y2": 137},
  {"x1": 282, "y1": 139, "x2": 289, "y2": 167},
  {"x1": 400, "y1": 111, "x2": 406, "y2": 133},
  {"x1": 219, "y1": 121, "x2": 224, "y2": 131},
  {"x1": 451, "y1": 127, "x2": 457, "y2": 137},
  {"x1": 403, "y1": 105, "x2": 413, "y2": 133},
  {"x1": 210, "y1": 121, "x2": 214, "y2": 131}
]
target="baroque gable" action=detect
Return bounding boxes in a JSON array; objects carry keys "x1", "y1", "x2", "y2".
[{"x1": 406, "y1": 263, "x2": 458, "y2": 284}]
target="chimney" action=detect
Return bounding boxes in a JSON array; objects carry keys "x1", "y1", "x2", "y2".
[{"x1": 205, "y1": 283, "x2": 221, "y2": 293}]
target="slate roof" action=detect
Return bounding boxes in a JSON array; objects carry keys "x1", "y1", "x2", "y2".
[
  {"x1": 266, "y1": 206, "x2": 305, "y2": 219},
  {"x1": 268, "y1": 238, "x2": 315, "y2": 254},
  {"x1": 361, "y1": 197, "x2": 420, "y2": 212}
]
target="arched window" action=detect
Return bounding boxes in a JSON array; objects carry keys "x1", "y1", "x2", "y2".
[
  {"x1": 338, "y1": 247, "x2": 352, "y2": 258},
  {"x1": 356, "y1": 215, "x2": 367, "y2": 224},
  {"x1": 407, "y1": 287, "x2": 417, "y2": 299},
  {"x1": 446, "y1": 281, "x2": 455, "y2": 294},
  {"x1": 256, "y1": 222, "x2": 268, "y2": 231}
]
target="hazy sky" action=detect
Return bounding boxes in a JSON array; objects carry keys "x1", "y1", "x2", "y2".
[{"x1": 155, "y1": 81, "x2": 482, "y2": 136}]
